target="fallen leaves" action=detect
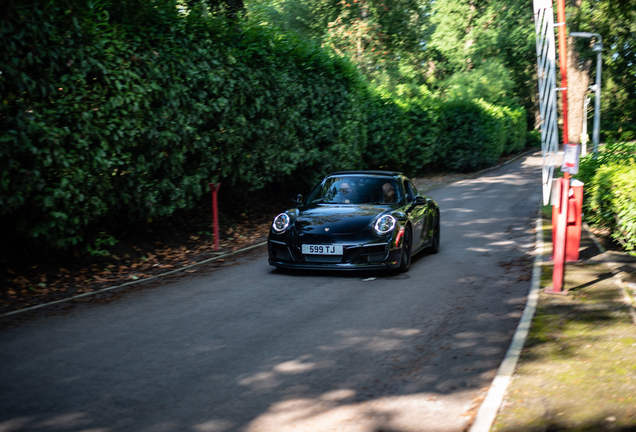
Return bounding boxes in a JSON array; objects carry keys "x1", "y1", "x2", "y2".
[{"x1": 1, "y1": 219, "x2": 273, "y2": 315}]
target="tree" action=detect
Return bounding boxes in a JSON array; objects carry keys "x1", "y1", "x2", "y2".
[
  {"x1": 246, "y1": 0, "x2": 432, "y2": 83},
  {"x1": 568, "y1": 0, "x2": 636, "y2": 141},
  {"x1": 427, "y1": 0, "x2": 536, "y2": 117},
  {"x1": 439, "y1": 59, "x2": 518, "y2": 106}
]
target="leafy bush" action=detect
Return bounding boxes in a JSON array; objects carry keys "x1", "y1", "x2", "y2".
[
  {"x1": 601, "y1": 126, "x2": 636, "y2": 143},
  {"x1": 361, "y1": 93, "x2": 438, "y2": 176},
  {"x1": 576, "y1": 141, "x2": 636, "y2": 186},
  {"x1": 526, "y1": 129, "x2": 541, "y2": 147},
  {"x1": 440, "y1": 59, "x2": 518, "y2": 107},
  {"x1": 435, "y1": 99, "x2": 506, "y2": 171},
  {"x1": 578, "y1": 141, "x2": 636, "y2": 253},
  {"x1": 502, "y1": 105, "x2": 527, "y2": 154},
  {"x1": 0, "y1": 0, "x2": 367, "y2": 249},
  {"x1": 588, "y1": 163, "x2": 636, "y2": 252}
]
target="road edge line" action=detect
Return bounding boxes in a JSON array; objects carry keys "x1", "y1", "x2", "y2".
[
  {"x1": 0, "y1": 241, "x2": 268, "y2": 318},
  {"x1": 469, "y1": 211, "x2": 544, "y2": 432}
]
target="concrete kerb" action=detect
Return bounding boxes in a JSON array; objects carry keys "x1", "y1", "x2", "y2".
[
  {"x1": 0, "y1": 241, "x2": 268, "y2": 319},
  {"x1": 469, "y1": 210, "x2": 544, "y2": 432}
]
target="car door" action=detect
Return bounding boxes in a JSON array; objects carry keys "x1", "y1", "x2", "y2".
[{"x1": 404, "y1": 180, "x2": 426, "y2": 249}]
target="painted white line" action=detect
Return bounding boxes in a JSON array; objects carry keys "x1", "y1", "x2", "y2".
[
  {"x1": 0, "y1": 241, "x2": 268, "y2": 318},
  {"x1": 469, "y1": 214, "x2": 544, "y2": 432}
]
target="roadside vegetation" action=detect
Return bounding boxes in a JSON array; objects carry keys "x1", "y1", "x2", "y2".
[
  {"x1": 576, "y1": 142, "x2": 636, "y2": 255},
  {"x1": 1, "y1": 0, "x2": 530, "y2": 254}
]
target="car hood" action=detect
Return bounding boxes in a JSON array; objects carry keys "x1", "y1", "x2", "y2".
[{"x1": 293, "y1": 204, "x2": 389, "y2": 235}]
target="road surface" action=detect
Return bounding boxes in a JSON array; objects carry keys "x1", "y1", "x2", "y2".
[{"x1": 0, "y1": 153, "x2": 542, "y2": 432}]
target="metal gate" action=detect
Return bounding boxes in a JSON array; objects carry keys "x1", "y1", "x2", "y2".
[{"x1": 534, "y1": 0, "x2": 560, "y2": 205}]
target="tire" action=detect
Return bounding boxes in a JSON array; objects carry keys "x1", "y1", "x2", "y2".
[
  {"x1": 399, "y1": 225, "x2": 412, "y2": 272},
  {"x1": 429, "y1": 213, "x2": 440, "y2": 254}
]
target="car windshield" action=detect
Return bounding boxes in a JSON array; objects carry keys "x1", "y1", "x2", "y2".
[{"x1": 306, "y1": 176, "x2": 403, "y2": 205}]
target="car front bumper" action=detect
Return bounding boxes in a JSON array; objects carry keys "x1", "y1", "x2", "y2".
[{"x1": 268, "y1": 238, "x2": 403, "y2": 271}]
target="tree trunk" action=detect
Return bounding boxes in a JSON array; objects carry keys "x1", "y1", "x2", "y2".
[{"x1": 567, "y1": 39, "x2": 591, "y2": 144}]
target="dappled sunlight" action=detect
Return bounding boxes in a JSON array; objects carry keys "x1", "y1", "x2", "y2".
[
  {"x1": 466, "y1": 247, "x2": 492, "y2": 253},
  {"x1": 448, "y1": 173, "x2": 536, "y2": 188},
  {"x1": 244, "y1": 390, "x2": 473, "y2": 432},
  {"x1": 317, "y1": 328, "x2": 421, "y2": 353},
  {"x1": 195, "y1": 316, "x2": 529, "y2": 430},
  {"x1": 0, "y1": 412, "x2": 110, "y2": 432},
  {"x1": 0, "y1": 417, "x2": 33, "y2": 432},
  {"x1": 488, "y1": 240, "x2": 516, "y2": 247},
  {"x1": 0, "y1": 301, "x2": 529, "y2": 432},
  {"x1": 274, "y1": 358, "x2": 328, "y2": 374},
  {"x1": 233, "y1": 322, "x2": 521, "y2": 432},
  {"x1": 34, "y1": 412, "x2": 92, "y2": 429},
  {"x1": 193, "y1": 419, "x2": 235, "y2": 432},
  {"x1": 452, "y1": 218, "x2": 513, "y2": 227},
  {"x1": 236, "y1": 329, "x2": 424, "y2": 395},
  {"x1": 238, "y1": 357, "x2": 336, "y2": 391},
  {"x1": 441, "y1": 207, "x2": 474, "y2": 213}
]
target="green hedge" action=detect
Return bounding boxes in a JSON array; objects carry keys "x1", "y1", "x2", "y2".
[
  {"x1": 0, "y1": 0, "x2": 527, "y2": 251},
  {"x1": 502, "y1": 106, "x2": 527, "y2": 154},
  {"x1": 0, "y1": 0, "x2": 369, "y2": 249},
  {"x1": 435, "y1": 99, "x2": 505, "y2": 171},
  {"x1": 577, "y1": 142, "x2": 636, "y2": 253},
  {"x1": 360, "y1": 96, "x2": 438, "y2": 176}
]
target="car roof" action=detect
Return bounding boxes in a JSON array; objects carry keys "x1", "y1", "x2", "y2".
[{"x1": 329, "y1": 170, "x2": 403, "y2": 178}]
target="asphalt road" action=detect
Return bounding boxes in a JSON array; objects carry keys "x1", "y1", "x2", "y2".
[{"x1": 0, "y1": 153, "x2": 543, "y2": 432}]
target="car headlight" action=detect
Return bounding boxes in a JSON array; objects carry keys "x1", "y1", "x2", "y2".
[
  {"x1": 374, "y1": 215, "x2": 397, "y2": 235},
  {"x1": 272, "y1": 213, "x2": 291, "y2": 233}
]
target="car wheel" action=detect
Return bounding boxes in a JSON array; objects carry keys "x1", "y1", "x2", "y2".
[
  {"x1": 399, "y1": 225, "x2": 412, "y2": 272},
  {"x1": 429, "y1": 212, "x2": 440, "y2": 254}
]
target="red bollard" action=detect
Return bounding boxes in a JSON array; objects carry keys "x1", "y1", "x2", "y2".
[
  {"x1": 549, "y1": 176, "x2": 570, "y2": 294},
  {"x1": 208, "y1": 183, "x2": 221, "y2": 251},
  {"x1": 565, "y1": 179, "x2": 584, "y2": 262}
]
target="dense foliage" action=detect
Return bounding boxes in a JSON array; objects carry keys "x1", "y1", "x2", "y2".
[
  {"x1": 567, "y1": 1, "x2": 636, "y2": 142},
  {"x1": 1, "y1": 0, "x2": 366, "y2": 249},
  {"x1": 1, "y1": 0, "x2": 530, "y2": 252},
  {"x1": 576, "y1": 142, "x2": 636, "y2": 254},
  {"x1": 248, "y1": 0, "x2": 537, "y2": 126}
]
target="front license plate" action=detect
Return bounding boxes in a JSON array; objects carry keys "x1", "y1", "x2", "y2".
[{"x1": 302, "y1": 244, "x2": 343, "y2": 255}]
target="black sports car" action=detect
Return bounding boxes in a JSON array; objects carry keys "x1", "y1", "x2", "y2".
[{"x1": 268, "y1": 171, "x2": 440, "y2": 271}]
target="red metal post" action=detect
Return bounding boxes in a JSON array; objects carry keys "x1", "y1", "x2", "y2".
[
  {"x1": 565, "y1": 180, "x2": 584, "y2": 262},
  {"x1": 208, "y1": 183, "x2": 221, "y2": 251},
  {"x1": 550, "y1": 177, "x2": 569, "y2": 293},
  {"x1": 556, "y1": 0, "x2": 569, "y2": 144},
  {"x1": 549, "y1": 0, "x2": 570, "y2": 293}
]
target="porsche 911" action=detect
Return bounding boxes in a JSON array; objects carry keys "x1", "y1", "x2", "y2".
[{"x1": 268, "y1": 171, "x2": 440, "y2": 272}]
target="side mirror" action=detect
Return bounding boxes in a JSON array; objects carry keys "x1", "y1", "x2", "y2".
[
  {"x1": 406, "y1": 196, "x2": 426, "y2": 214},
  {"x1": 293, "y1": 194, "x2": 303, "y2": 205}
]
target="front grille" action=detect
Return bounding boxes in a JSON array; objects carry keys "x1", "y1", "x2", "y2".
[
  {"x1": 365, "y1": 253, "x2": 386, "y2": 262},
  {"x1": 358, "y1": 244, "x2": 389, "y2": 263},
  {"x1": 363, "y1": 245, "x2": 386, "y2": 254},
  {"x1": 269, "y1": 241, "x2": 292, "y2": 261},
  {"x1": 304, "y1": 255, "x2": 343, "y2": 263},
  {"x1": 343, "y1": 247, "x2": 360, "y2": 263}
]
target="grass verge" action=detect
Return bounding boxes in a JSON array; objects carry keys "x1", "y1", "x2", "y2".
[{"x1": 491, "y1": 217, "x2": 636, "y2": 431}]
